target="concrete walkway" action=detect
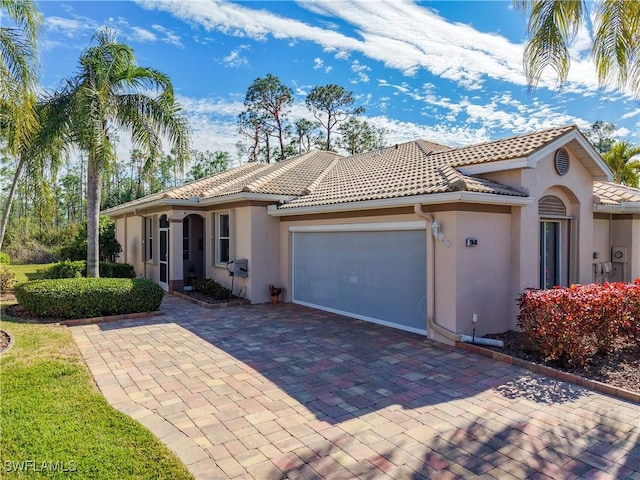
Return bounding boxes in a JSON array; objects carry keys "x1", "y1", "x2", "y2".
[{"x1": 70, "y1": 295, "x2": 640, "y2": 479}]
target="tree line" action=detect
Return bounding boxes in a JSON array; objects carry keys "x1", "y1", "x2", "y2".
[{"x1": 237, "y1": 74, "x2": 385, "y2": 163}]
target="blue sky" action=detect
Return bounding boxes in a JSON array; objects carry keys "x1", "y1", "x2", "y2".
[{"x1": 36, "y1": 0, "x2": 640, "y2": 163}]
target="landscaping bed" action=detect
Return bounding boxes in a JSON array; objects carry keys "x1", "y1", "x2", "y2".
[
  {"x1": 483, "y1": 330, "x2": 640, "y2": 395},
  {"x1": 177, "y1": 289, "x2": 247, "y2": 306}
]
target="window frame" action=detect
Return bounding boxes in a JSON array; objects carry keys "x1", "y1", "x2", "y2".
[
  {"x1": 183, "y1": 216, "x2": 190, "y2": 261},
  {"x1": 215, "y1": 211, "x2": 231, "y2": 266},
  {"x1": 144, "y1": 216, "x2": 155, "y2": 263}
]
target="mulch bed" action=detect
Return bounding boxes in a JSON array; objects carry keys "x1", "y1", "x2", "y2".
[
  {"x1": 179, "y1": 290, "x2": 243, "y2": 305},
  {"x1": 483, "y1": 331, "x2": 640, "y2": 395},
  {"x1": 3, "y1": 303, "x2": 62, "y2": 323}
]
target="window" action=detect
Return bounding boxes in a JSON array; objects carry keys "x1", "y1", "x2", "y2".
[
  {"x1": 144, "y1": 216, "x2": 154, "y2": 262},
  {"x1": 216, "y1": 212, "x2": 230, "y2": 264},
  {"x1": 183, "y1": 217, "x2": 190, "y2": 260}
]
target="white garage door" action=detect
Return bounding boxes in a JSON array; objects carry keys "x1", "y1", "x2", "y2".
[{"x1": 291, "y1": 223, "x2": 427, "y2": 334}]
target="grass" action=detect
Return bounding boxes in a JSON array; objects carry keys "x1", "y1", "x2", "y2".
[
  {"x1": 0, "y1": 305, "x2": 194, "y2": 479},
  {"x1": 7, "y1": 263, "x2": 54, "y2": 284}
]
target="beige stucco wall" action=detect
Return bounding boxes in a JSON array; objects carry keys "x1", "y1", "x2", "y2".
[
  {"x1": 483, "y1": 147, "x2": 597, "y2": 328},
  {"x1": 124, "y1": 215, "x2": 143, "y2": 276},
  {"x1": 610, "y1": 217, "x2": 640, "y2": 282},
  {"x1": 115, "y1": 217, "x2": 126, "y2": 262},
  {"x1": 192, "y1": 205, "x2": 281, "y2": 303},
  {"x1": 451, "y1": 210, "x2": 512, "y2": 337}
]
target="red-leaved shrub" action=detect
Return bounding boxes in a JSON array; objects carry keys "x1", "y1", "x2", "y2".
[{"x1": 517, "y1": 280, "x2": 640, "y2": 367}]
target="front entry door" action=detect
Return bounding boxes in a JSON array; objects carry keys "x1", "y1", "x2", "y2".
[
  {"x1": 159, "y1": 215, "x2": 169, "y2": 290},
  {"x1": 540, "y1": 220, "x2": 568, "y2": 289}
]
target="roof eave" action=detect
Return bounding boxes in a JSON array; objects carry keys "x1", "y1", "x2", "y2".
[
  {"x1": 103, "y1": 193, "x2": 296, "y2": 216},
  {"x1": 267, "y1": 192, "x2": 532, "y2": 217},
  {"x1": 594, "y1": 203, "x2": 640, "y2": 214}
]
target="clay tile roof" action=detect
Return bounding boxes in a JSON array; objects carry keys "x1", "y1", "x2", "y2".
[
  {"x1": 106, "y1": 125, "x2": 582, "y2": 214},
  {"x1": 103, "y1": 150, "x2": 344, "y2": 212},
  {"x1": 242, "y1": 150, "x2": 343, "y2": 195},
  {"x1": 593, "y1": 181, "x2": 640, "y2": 205},
  {"x1": 432, "y1": 125, "x2": 577, "y2": 167},
  {"x1": 279, "y1": 131, "x2": 538, "y2": 209}
]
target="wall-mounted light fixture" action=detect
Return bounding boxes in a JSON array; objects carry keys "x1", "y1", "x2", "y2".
[{"x1": 431, "y1": 221, "x2": 444, "y2": 241}]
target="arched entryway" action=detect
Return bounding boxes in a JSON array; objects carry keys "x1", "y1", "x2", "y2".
[{"x1": 182, "y1": 214, "x2": 205, "y2": 288}]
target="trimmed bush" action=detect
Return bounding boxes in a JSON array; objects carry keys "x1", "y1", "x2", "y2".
[
  {"x1": 0, "y1": 252, "x2": 10, "y2": 264},
  {"x1": 192, "y1": 278, "x2": 235, "y2": 300},
  {"x1": 1, "y1": 265, "x2": 16, "y2": 292},
  {"x1": 44, "y1": 260, "x2": 85, "y2": 279},
  {"x1": 99, "y1": 262, "x2": 136, "y2": 278},
  {"x1": 44, "y1": 261, "x2": 136, "y2": 279},
  {"x1": 517, "y1": 281, "x2": 640, "y2": 367},
  {"x1": 14, "y1": 278, "x2": 164, "y2": 319}
]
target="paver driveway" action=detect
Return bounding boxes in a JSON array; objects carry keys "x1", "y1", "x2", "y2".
[{"x1": 71, "y1": 295, "x2": 640, "y2": 479}]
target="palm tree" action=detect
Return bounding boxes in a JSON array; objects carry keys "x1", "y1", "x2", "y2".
[
  {"x1": 0, "y1": 0, "x2": 42, "y2": 249},
  {"x1": 603, "y1": 142, "x2": 640, "y2": 188},
  {"x1": 44, "y1": 29, "x2": 190, "y2": 277},
  {"x1": 515, "y1": 1, "x2": 640, "y2": 98}
]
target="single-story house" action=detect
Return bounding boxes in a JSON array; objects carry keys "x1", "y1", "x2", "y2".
[{"x1": 104, "y1": 125, "x2": 640, "y2": 344}]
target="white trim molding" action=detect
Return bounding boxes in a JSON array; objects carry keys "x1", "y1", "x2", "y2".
[{"x1": 289, "y1": 221, "x2": 426, "y2": 233}]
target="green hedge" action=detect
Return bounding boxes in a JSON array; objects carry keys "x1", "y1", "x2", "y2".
[
  {"x1": 0, "y1": 252, "x2": 10, "y2": 264},
  {"x1": 14, "y1": 278, "x2": 164, "y2": 319},
  {"x1": 44, "y1": 260, "x2": 136, "y2": 279}
]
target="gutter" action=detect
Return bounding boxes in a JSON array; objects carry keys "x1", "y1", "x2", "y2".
[
  {"x1": 593, "y1": 203, "x2": 640, "y2": 214},
  {"x1": 268, "y1": 192, "x2": 532, "y2": 217},
  {"x1": 103, "y1": 193, "x2": 296, "y2": 217}
]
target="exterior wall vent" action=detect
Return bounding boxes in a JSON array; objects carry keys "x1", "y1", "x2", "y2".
[
  {"x1": 539, "y1": 195, "x2": 567, "y2": 216},
  {"x1": 554, "y1": 148, "x2": 570, "y2": 176}
]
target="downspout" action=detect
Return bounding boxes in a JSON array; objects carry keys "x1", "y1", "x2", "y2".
[{"x1": 413, "y1": 204, "x2": 460, "y2": 343}]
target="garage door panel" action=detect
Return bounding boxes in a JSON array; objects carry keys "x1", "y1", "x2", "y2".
[{"x1": 293, "y1": 229, "x2": 427, "y2": 333}]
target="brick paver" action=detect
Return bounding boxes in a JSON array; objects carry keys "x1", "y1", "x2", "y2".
[{"x1": 70, "y1": 295, "x2": 640, "y2": 479}]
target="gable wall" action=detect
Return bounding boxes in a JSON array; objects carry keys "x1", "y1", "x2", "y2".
[{"x1": 509, "y1": 146, "x2": 596, "y2": 327}]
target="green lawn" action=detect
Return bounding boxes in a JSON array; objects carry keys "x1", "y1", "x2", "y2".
[
  {"x1": 0, "y1": 313, "x2": 194, "y2": 479},
  {"x1": 7, "y1": 263, "x2": 54, "y2": 284}
]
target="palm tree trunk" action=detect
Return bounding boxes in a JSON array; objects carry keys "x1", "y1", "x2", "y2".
[
  {"x1": 0, "y1": 155, "x2": 26, "y2": 251},
  {"x1": 86, "y1": 154, "x2": 101, "y2": 277}
]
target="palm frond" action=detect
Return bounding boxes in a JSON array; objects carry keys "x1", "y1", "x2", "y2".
[
  {"x1": 593, "y1": 0, "x2": 640, "y2": 97},
  {"x1": 516, "y1": 0, "x2": 585, "y2": 91}
]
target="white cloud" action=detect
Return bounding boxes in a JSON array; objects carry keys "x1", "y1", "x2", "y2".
[
  {"x1": 221, "y1": 46, "x2": 250, "y2": 68},
  {"x1": 151, "y1": 24, "x2": 183, "y2": 47},
  {"x1": 130, "y1": 26, "x2": 157, "y2": 43},
  {"x1": 44, "y1": 16, "x2": 96, "y2": 37},
  {"x1": 620, "y1": 109, "x2": 640, "y2": 120},
  {"x1": 351, "y1": 60, "x2": 370, "y2": 83},
  {"x1": 313, "y1": 58, "x2": 324, "y2": 70}
]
